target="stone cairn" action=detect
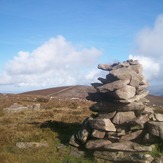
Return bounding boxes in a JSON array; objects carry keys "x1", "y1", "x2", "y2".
[{"x1": 69, "y1": 60, "x2": 163, "y2": 162}]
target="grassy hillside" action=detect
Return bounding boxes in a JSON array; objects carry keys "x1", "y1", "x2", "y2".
[{"x1": 0, "y1": 94, "x2": 95, "y2": 163}]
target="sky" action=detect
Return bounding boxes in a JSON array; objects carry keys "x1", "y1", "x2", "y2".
[{"x1": 0, "y1": 0, "x2": 163, "y2": 93}]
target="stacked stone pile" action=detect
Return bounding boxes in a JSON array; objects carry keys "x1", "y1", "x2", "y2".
[{"x1": 69, "y1": 60, "x2": 163, "y2": 163}]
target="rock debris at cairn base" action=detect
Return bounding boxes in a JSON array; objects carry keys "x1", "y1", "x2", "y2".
[{"x1": 69, "y1": 60, "x2": 163, "y2": 162}]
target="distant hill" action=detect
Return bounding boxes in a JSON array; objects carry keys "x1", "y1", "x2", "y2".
[
  {"x1": 21, "y1": 85, "x2": 163, "y2": 108},
  {"x1": 21, "y1": 85, "x2": 97, "y2": 100}
]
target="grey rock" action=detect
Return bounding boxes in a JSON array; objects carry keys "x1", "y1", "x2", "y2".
[
  {"x1": 90, "y1": 101, "x2": 145, "y2": 113},
  {"x1": 32, "y1": 103, "x2": 41, "y2": 110},
  {"x1": 89, "y1": 118, "x2": 116, "y2": 132},
  {"x1": 142, "y1": 106, "x2": 154, "y2": 114},
  {"x1": 69, "y1": 135, "x2": 80, "y2": 147},
  {"x1": 75, "y1": 128, "x2": 89, "y2": 144},
  {"x1": 130, "y1": 75, "x2": 141, "y2": 88},
  {"x1": 16, "y1": 141, "x2": 48, "y2": 149},
  {"x1": 3, "y1": 103, "x2": 29, "y2": 114},
  {"x1": 116, "y1": 128, "x2": 126, "y2": 136},
  {"x1": 94, "y1": 151, "x2": 154, "y2": 163},
  {"x1": 132, "y1": 114, "x2": 149, "y2": 125},
  {"x1": 107, "y1": 134, "x2": 120, "y2": 142},
  {"x1": 147, "y1": 121, "x2": 163, "y2": 140},
  {"x1": 120, "y1": 130, "x2": 143, "y2": 141},
  {"x1": 91, "y1": 129, "x2": 106, "y2": 139},
  {"x1": 116, "y1": 90, "x2": 149, "y2": 103},
  {"x1": 96, "y1": 79, "x2": 130, "y2": 93},
  {"x1": 98, "y1": 64, "x2": 112, "y2": 71},
  {"x1": 130, "y1": 64, "x2": 143, "y2": 74},
  {"x1": 97, "y1": 141, "x2": 153, "y2": 152},
  {"x1": 110, "y1": 67, "x2": 141, "y2": 80},
  {"x1": 152, "y1": 156, "x2": 163, "y2": 163},
  {"x1": 112, "y1": 111, "x2": 136, "y2": 124},
  {"x1": 85, "y1": 139, "x2": 112, "y2": 150},
  {"x1": 90, "y1": 102, "x2": 117, "y2": 113},
  {"x1": 154, "y1": 113, "x2": 163, "y2": 122},
  {"x1": 112, "y1": 85, "x2": 136, "y2": 100}
]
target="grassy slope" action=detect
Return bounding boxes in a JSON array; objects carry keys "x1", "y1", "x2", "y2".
[{"x1": 0, "y1": 94, "x2": 95, "y2": 163}]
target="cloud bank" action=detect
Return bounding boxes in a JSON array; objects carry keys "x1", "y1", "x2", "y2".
[
  {"x1": 0, "y1": 36, "x2": 102, "y2": 93},
  {"x1": 130, "y1": 14, "x2": 163, "y2": 84}
]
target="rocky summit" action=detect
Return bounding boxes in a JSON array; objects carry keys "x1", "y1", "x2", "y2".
[{"x1": 69, "y1": 60, "x2": 163, "y2": 163}]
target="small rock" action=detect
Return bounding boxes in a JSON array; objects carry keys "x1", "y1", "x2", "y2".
[
  {"x1": 147, "y1": 121, "x2": 163, "y2": 140},
  {"x1": 89, "y1": 118, "x2": 116, "y2": 132},
  {"x1": 98, "y1": 64, "x2": 112, "y2": 71},
  {"x1": 112, "y1": 111, "x2": 136, "y2": 124},
  {"x1": 94, "y1": 151, "x2": 154, "y2": 163},
  {"x1": 120, "y1": 130, "x2": 143, "y2": 141},
  {"x1": 97, "y1": 141, "x2": 153, "y2": 152},
  {"x1": 112, "y1": 85, "x2": 136, "y2": 100},
  {"x1": 75, "y1": 128, "x2": 89, "y2": 144},
  {"x1": 16, "y1": 141, "x2": 48, "y2": 149},
  {"x1": 91, "y1": 129, "x2": 106, "y2": 139},
  {"x1": 154, "y1": 113, "x2": 163, "y2": 122},
  {"x1": 85, "y1": 139, "x2": 112, "y2": 150},
  {"x1": 69, "y1": 135, "x2": 80, "y2": 147},
  {"x1": 3, "y1": 103, "x2": 29, "y2": 114},
  {"x1": 152, "y1": 156, "x2": 163, "y2": 163},
  {"x1": 96, "y1": 79, "x2": 130, "y2": 92}
]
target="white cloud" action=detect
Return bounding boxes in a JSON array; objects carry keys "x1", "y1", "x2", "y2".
[
  {"x1": 0, "y1": 35, "x2": 102, "y2": 93},
  {"x1": 130, "y1": 14, "x2": 163, "y2": 83},
  {"x1": 129, "y1": 55, "x2": 159, "y2": 80}
]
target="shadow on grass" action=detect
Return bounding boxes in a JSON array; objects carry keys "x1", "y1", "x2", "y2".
[
  {"x1": 40, "y1": 120, "x2": 95, "y2": 161},
  {"x1": 40, "y1": 120, "x2": 81, "y2": 146}
]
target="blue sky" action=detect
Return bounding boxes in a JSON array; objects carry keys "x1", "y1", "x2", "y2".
[{"x1": 1, "y1": 0, "x2": 163, "y2": 93}]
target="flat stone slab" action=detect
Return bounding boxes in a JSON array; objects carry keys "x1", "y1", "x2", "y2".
[
  {"x1": 85, "y1": 139, "x2": 112, "y2": 150},
  {"x1": 115, "y1": 91, "x2": 149, "y2": 103},
  {"x1": 96, "y1": 79, "x2": 130, "y2": 93},
  {"x1": 90, "y1": 101, "x2": 145, "y2": 113},
  {"x1": 97, "y1": 141, "x2": 153, "y2": 152},
  {"x1": 120, "y1": 130, "x2": 143, "y2": 141},
  {"x1": 16, "y1": 142, "x2": 48, "y2": 149},
  {"x1": 94, "y1": 151, "x2": 154, "y2": 162}
]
